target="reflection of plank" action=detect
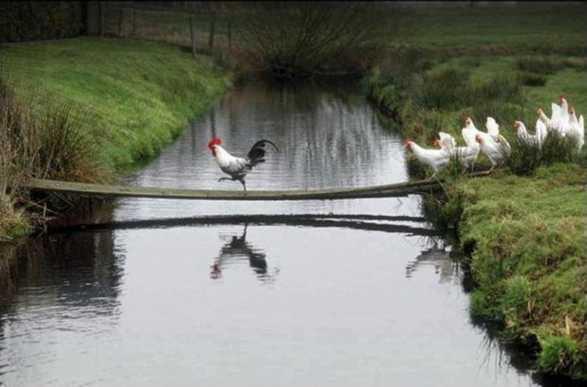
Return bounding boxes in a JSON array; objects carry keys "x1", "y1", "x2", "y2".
[
  {"x1": 46, "y1": 214, "x2": 440, "y2": 237},
  {"x1": 24, "y1": 173, "x2": 490, "y2": 201}
]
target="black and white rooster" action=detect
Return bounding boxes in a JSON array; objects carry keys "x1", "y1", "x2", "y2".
[{"x1": 208, "y1": 137, "x2": 279, "y2": 191}]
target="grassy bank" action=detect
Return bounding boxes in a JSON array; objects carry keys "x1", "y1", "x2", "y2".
[
  {"x1": 455, "y1": 164, "x2": 586, "y2": 380},
  {"x1": 366, "y1": 5, "x2": 586, "y2": 381},
  {"x1": 0, "y1": 37, "x2": 230, "y2": 238}
]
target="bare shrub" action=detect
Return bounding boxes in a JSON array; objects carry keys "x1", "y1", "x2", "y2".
[{"x1": 234, "y1": 2, "x2": 390, "y2": 79}]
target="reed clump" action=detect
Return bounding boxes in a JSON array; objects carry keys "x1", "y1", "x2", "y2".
[{"x1": 235, "y1": 2, "x2": 388, "y2": 80}]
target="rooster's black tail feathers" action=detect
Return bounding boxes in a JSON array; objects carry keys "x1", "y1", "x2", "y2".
[{"x1": 247, "y1": 139, "x2": 280, "y2": 166}]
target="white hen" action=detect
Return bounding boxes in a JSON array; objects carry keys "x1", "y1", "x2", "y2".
[
  {"x1": 514, "y1": 120, "x2": 547, "y2": 149},
  {"x1": 475, "y1": 133, "x2": 509, "y2": 171},
  {"x1": 405, "y1": 139, "x2": 450, "y2": 177},
  {"x1": 436, "y1": 131, "x2": 480, "y2": 169},
  {"x1": 568, "y1": 106, "x2": 585, "y2": 151},
  {"x1": 539, "y1": 96, "x2": 571, "y2": 137},
  {"x1": 438, "y1": 131, "x2": 457, "y2": 150},
  {"x1": 463, "y1": 117, "x2": 509, "y2": 164},
  {"x1": 485, "y1": 117, "x2": 500, "y2": 140}
]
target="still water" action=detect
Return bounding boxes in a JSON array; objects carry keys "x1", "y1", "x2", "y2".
[{"x1": 1, "y1": 81, "x2": 548, "y2": 386}]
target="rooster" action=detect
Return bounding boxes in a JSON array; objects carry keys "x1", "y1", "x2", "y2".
[{"x1": 208, "y1": 137, "x2": 279, "y2": 191}]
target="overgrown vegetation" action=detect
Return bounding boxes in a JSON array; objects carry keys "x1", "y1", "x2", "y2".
[
  {"x1": 0, "y1": 77, "x2": 105, "y2": 238},
  {"x1": 508, "y1": 132, "x2": 580, "y2": 176}
]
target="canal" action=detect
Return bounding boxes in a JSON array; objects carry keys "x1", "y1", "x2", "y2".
[{"x1": 0, "y1": 80, "x2": 549, "y2": 386}]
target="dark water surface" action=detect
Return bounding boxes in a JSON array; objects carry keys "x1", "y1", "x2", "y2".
[{"x1": 1, "y1": 81, "x2": 546, "y2": 386}]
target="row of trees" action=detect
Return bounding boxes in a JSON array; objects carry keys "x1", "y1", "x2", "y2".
[{"x1": 0, "y1": 2, "x2": 85, "y2": 43}]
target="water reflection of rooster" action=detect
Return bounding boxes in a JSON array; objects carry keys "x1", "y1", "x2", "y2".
[{"x1": 210, "y1": 224, "x2": 278, "y2": 283}]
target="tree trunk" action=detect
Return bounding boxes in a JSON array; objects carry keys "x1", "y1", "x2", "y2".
[{"x1": 85, "y1": 2, "x2": 101, "y2": 36}]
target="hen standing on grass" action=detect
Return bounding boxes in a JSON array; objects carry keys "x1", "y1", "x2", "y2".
[
  {"x1": 404, "y1": 139, "x2": 450, "y2": 178},
  {"x1": 208, "y1": 137, "x2": 279, "y2": 191}
]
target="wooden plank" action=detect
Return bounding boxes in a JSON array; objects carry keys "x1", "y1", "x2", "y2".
[
  {"x1": 24, "y1": 178, "x2": 441, "y2": 201},
  {"x1": 23, "y1": 172, "x2": 490, "y2": 201}
]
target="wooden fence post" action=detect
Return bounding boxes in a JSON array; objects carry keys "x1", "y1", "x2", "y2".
[
  {"x1": 131, "y1": 7, "x2": 136, "y2": 36},
  {"x1": 208, "y1": 13, "x2": 216, "y2": 50},
  {"x1": 227, "y1": 20, "x2": 232, "y2": 50},
  {"x1": 118, "y1": 7, "x2": 124, "y2": 37},
  {"x1": 99, "y1": 1, "x2": 105, "y2": 36},
  {"x1": 190, "y1": 15, "x2": 196, "y2": 57}
]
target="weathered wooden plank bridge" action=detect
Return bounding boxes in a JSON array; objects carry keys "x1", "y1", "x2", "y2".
[{"x1": 23, "y1": 172, "x2": 489, "y2": 201}]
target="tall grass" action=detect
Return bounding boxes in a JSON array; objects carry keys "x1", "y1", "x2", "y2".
[
  {"x1": 508, "y1": 132, "x2": 579, "y2": 176},
  {"x1": 516, "y1": 56, "x2": 565, "y2": 75},
  {"x1": 0, "y1": 78, "x2": 105, "y2": 238}
]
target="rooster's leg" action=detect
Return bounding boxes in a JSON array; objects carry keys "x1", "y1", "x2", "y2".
[
  {"x1": 218, "y1": 177, "x2": 232, "y2": 183},
  {"x1": 239, "y1": 179, "x2": 247, "y2": 192}
]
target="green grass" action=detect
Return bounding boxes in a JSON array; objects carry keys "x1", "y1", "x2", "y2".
[
  {"x1": 455, "y1": 164, "x2": 587, "y2": 379},
  {"x1": 1, "y1": 37, "x2": 230, "y2": 172}
]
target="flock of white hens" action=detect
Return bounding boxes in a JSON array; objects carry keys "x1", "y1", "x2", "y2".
[{"x1": 404, "y1": 96, "x2": 585, "y2": 176}]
